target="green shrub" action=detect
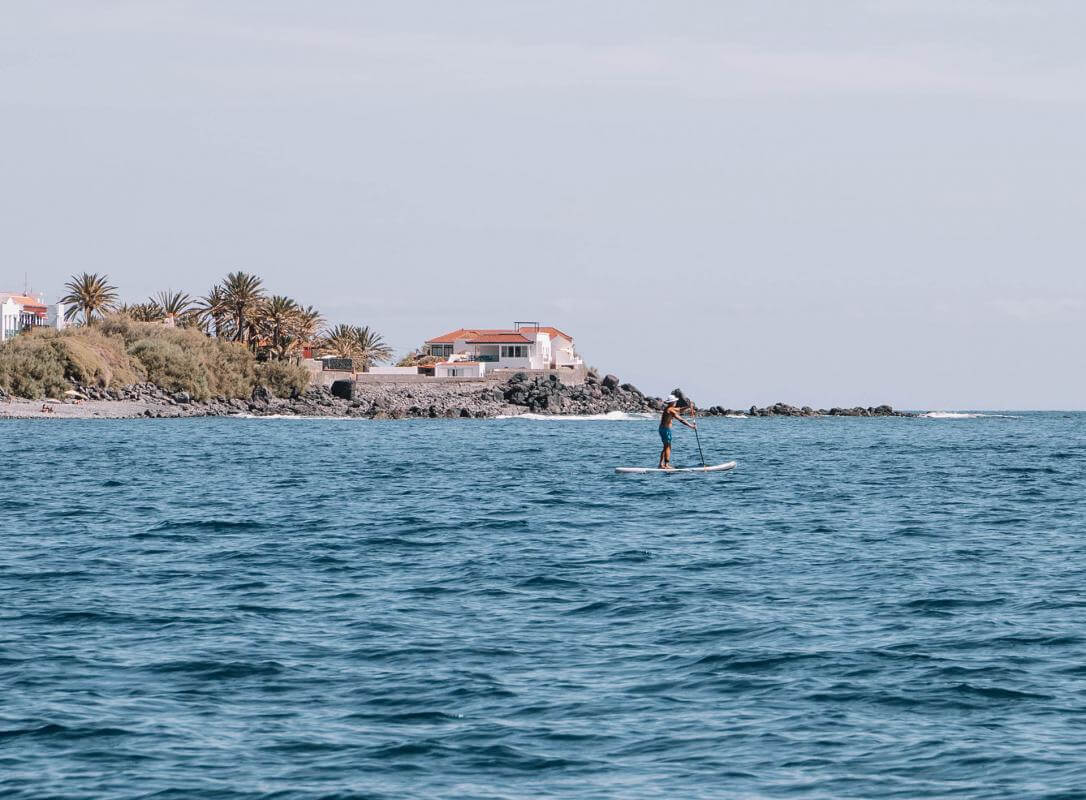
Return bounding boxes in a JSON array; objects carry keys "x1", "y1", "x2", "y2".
[
  {"x1": 203, "y1": 339, "x2": 256, "y2": 399},
  {"x1": 61, "y1": 328, "x2": 142, "y2": 387},
  {"x1": 254, "y1": 360, "x2": 309, "y2": 398},
  {"x1": 0, "y1": 332, "x2": 70, "y2": 398},
  {"x1": 0, "y1": 327, "x2": 144, "y2": 398},
  {"x1": 127, "y1": 337, "x2": 210, "y2": 399}
]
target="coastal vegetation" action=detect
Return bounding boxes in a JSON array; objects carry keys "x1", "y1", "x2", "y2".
[
  {"x1": 319, "y1": 324, "x2": 393, "y2": 367},
  {"x1": 60, "y1": 273, "x2": 119, "y2": 325},
  {"x1": 396, "y1": 348, "x2": 438, "y2": 368},
  {"x1": 0, "y1": 271, "x2": 392, "y2": 400}
]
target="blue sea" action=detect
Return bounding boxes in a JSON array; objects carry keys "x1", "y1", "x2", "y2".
[{"x1": 2, "y1": 412, "x2": 1085, "y2": 799}]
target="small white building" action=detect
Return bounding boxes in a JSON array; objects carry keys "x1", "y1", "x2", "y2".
[
  {"x1": 0, "y1": 294, "x2": 66, "y2": 342},
  {"x1": 424, "y1": 323, "x2": 582, "y2": 374},
  {"x1": 433, "y1": 361, "x2": 486, "y2": 378}
]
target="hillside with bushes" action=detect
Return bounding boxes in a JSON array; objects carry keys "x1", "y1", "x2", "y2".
[
  {"x1": 0, "y1": 316, "x2": 308, "y2": 401},
  {"x1": 0, "y1": 270, "x2": 393, "y2": 401}
]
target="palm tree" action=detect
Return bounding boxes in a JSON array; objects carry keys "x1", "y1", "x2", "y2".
[
  {"x1": 196, "y1": 285, "x2": 230, "y2": 338},
  {"x1": 61, "y1": 272, "x2": 118, "y2": 325},
  {"x1": 293, "y1": 305, "x2": 324, "y2": 346},
  {"x1": 319, "y1": 324, "x2": 393, "y2": 369},
  {"x1": 260, "y1": 295, "x2": 299, "y2": 358},
  {"x1": 220, "y1": 271, "x2": 264, "y2": 345},
  {"x1": 123, "y1": 302, "x2": 164, "y2": 322},
  {"x1": 320, "y1": 324, "x2": 362, "y2": 359},
  {"x1": 278, "y1": 304, "x2": 323, "y2": 359},
  {"x1": 152, "y1": 290, "x2": 195, "y2": 327},
  {"x1": 353, "y1": 325, "x2": 393, "y2": 369}
]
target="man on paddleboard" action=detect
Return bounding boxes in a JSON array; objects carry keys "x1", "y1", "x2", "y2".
[{"x1": 659, "y1": 394, "x2": 697, "y2": 469}]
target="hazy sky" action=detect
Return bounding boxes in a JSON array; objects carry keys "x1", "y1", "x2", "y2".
[{"x1": 3, "y1": 1, "x2": 1084, "y2": 408}]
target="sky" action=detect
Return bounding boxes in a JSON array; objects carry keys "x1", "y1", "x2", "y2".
[{"x1": 3, "y1": 1, "x2": 1084, "y2": 409}]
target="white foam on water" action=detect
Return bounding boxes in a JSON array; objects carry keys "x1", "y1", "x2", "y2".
[
  {"x1": 496, "y1": 410, "x2": 655, "y2": 421},
  {"x1": 236, "y1": 414, "x2": 357, "y2": 420},
  {"x1": 724, "y1": 414, "x2": 749, "y2": 419},
  {"x1": 238, "y1": 411, "x2": 658, "y2": 422},
  {"x1": 919, "y1": 411, "x2": 1021, "y2": 419}
]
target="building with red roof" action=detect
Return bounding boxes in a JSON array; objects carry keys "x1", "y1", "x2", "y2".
[
  {"x1": 424, "y1": 322, "x2": 583, "y2": 374},
  {"x1": 0, "y1": 293, "x2": 68, "y2": 342}
]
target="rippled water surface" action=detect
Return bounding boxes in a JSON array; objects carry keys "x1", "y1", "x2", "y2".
[{"x1": 3, "y1": 413, "x2": 1085, "y2": 799}]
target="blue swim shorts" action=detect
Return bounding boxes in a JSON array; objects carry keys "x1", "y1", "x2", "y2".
[{"x1": 659, "y1": 426, "x2": 672, "y2": 445}]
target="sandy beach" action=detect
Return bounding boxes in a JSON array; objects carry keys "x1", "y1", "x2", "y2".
[{"x1": 0, "y1": 397, "x2": 186, "y2": 419}]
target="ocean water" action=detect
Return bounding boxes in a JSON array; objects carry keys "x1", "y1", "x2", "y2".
[{"x1": 2, "y1": 412, "x2": 1085, "y2": 799}]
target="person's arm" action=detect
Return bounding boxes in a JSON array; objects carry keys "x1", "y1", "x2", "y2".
[{"x1": 676, "y1": 403, "x2": 696, "y2": 425}]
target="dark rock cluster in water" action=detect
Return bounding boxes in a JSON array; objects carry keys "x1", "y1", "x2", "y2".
[
  {"x1": 707, "y1": 402, "x2": 911, "y2": 418},
  {"x1": 502, "y1": 372, "x2": 660, "y2": 415},
  {"x1": 61, "y1": 376, "x2": 912, "y2": 419}
]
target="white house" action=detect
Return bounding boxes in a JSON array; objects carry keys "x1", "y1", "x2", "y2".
[
  {"x1": 0, "y1": 293, "x2": 66, "y2": 342},
  {"x1": 424, "y1": 323, "x2": 582, "y2": 374}
]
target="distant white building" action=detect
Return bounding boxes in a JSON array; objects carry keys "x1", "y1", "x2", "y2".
[
  {"x1": 433, "y1": 361, "x2": 486, "y2": 378},
  {"x1": 424, "y1": 323, "x2": 582, "y2": 375},
  {"x1": 0, "y1": 293, "x2": 67, "y2": 342}
]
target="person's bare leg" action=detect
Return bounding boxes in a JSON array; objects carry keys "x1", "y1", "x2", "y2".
[
  {"x1": 663, "y1": 443, "x2": 673, "y2": 469},
  {"x1": 659, "y1": 445, "x2": 667, "y2": 469}
]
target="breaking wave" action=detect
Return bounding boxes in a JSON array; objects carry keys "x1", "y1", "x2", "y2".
[
  {"x1": 237, "y1": 414, "x2": 356, "y2": 420},
  {"x1": 498, "y1": 411, "x2": 655, "y2": 421},
  {"x1": 920, "y1": 412, "x2": 1021, "y2": 419}
]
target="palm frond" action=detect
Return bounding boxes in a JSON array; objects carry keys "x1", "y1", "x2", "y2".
[{"x1": 60, "y1": 272, "x2": 118, "y2": 325}]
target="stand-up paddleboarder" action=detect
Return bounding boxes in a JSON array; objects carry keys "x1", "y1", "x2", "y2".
[{"x1": 658, "y1": 394, "x2": 697, "y2": 469}]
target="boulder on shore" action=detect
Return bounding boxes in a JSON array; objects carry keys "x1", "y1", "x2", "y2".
[{"x1": 330, "y1": 380, "x2": 353, "y2": 401}]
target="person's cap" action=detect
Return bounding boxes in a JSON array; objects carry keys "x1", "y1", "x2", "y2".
[{"x1": 666, "y1": 394, "x2": 679, "y2": 403}]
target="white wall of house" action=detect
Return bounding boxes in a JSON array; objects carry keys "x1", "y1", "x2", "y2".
[
  {"x1": 368, "y1": 366, "x2": 419, "y2": 375},
  {"x1": 551, "y1": 335, "x2": 580, "y2": 367},
  {"x1": 491, "y1": 356, "x2": 532, "y2": 371},
  {"x1": 533, "y1": 332, "x2": 550, "y2": 369},
  {"x1": 480, "y1": 334, "x2": 549, "y2": 371},
  {"x1": 1, "y1": 299, "x2": 19, "y2": 342}
]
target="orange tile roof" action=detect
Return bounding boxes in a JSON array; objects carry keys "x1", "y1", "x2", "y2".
[
  {"x1": 426, "y1": 328, "x2": 501, "y2": 344},
  {"x1": 0, "y1": 293, "x2": 47, "y2": 308},
  {"x1": 427, "y1": 325, "x2": 573, "y2": 343},
  {"x1": 517, "y1": 326, "x2": 573, "y2": 341}
]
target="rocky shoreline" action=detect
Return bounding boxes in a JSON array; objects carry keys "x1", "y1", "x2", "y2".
[{"x1": 0, "y1": 372, "x2": 914, "y2": 420}]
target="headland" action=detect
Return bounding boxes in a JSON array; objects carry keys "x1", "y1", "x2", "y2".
[{"x1": 1, "y1": 371, "x2": 912, "y2": 420}]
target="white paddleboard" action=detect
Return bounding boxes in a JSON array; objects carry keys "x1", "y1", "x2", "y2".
[{"x1": 615, "y1": 460, "x2": 737, "y2": 474}]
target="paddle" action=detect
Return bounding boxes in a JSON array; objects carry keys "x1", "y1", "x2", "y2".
[
  {"x1": 691, "y1": 407, "x2": 706, "y2": 467},
  {"x1": 673, "y1": 388, "x2": 706, "y2": 467}
]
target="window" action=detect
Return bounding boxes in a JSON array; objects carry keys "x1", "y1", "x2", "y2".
[
  {"x1": 501, "y1": 345, "x2": 527, "y2": 358},
  {"x1": 429, "y1": 343, "x2": 452, "y2": 358}
]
